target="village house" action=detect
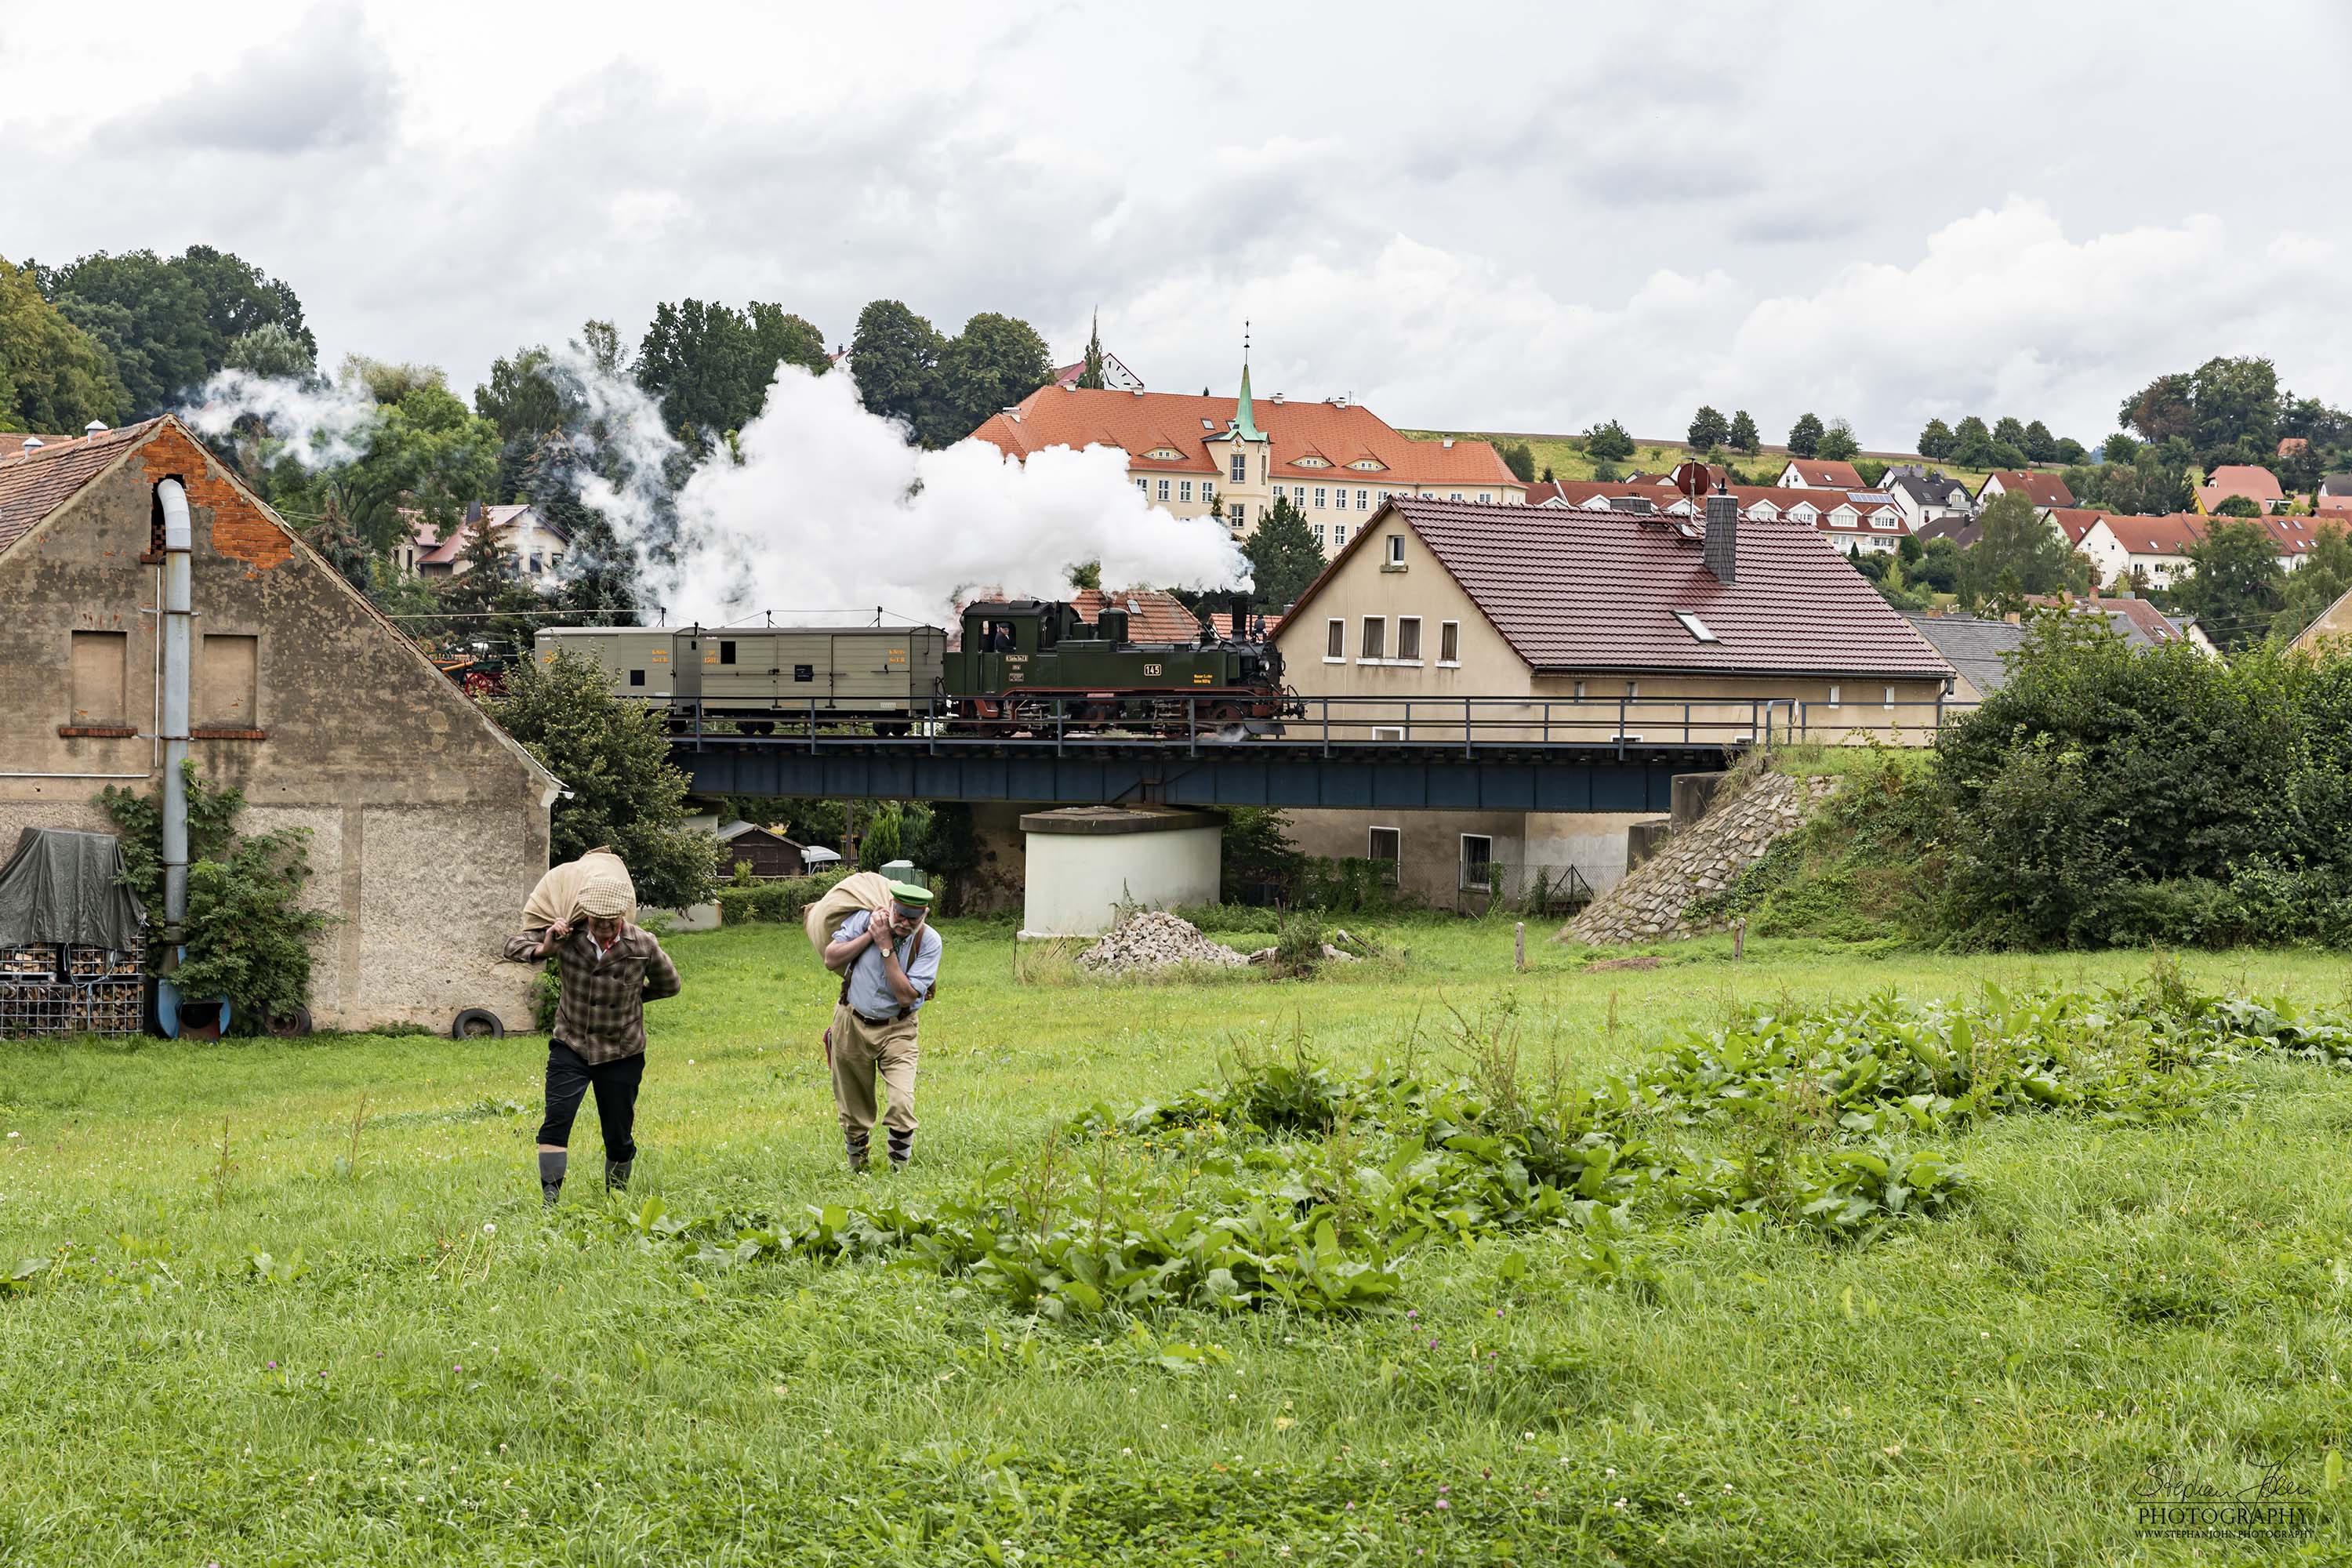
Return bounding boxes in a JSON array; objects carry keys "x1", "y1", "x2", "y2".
[
  {"x1": 1050, "y1": 353, "x2": 1145, "y2": 391},
  {"x1": 968, "y1": 363, "x2": 1525, "y2": 554},
  {"x1": 1775, "y1": 457, "x2": 1866, "y2": 490},
  {"x1": 2194, "y1": 464, "x2": 2284, "y2": 515},
  {"x1": 1530, "y1": 477, "x2": 1911, "y2": 554},
  {"x1": 1976, "y1": 469, "x2": 2076, "y2": 515},
  {"x1": 2071, "y1": 512, "x2": 2319, "y2": 590},
  {"x1": 0, "y1": 416, "x2": 559, "y2": 1031},
  {"x1": 1879, "y1": 465, "x2": 1974, "y2": 532},
  {"x1": 395, "y1": 502, "x2": 572, "y2": 581},
  {"x1": 2320, "y1": 474, "x2": 2352, "y2": 514},
  {"x1": 713, "y1": 821, "x2": 809, "y2": 880},
  {"x1": 2292, "y1": 583, "x2": 2352, "y2": 653},
  {"x1": 1268, "y1": 495, "x2": 1951, "y2": 904}
]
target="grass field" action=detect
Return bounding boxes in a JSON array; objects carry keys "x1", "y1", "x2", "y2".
[
  {"x1": 5, "y1": 920, "x2": 2352, "y2": 1565},
  {"x1": 1401, "y1": 430, "x2": 2007, "y2": 493}
]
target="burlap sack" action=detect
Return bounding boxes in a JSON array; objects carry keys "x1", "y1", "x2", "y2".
[
  {"x1": 522, "y1": 848, "x2": 637, "y2": 931},
  {"x1": 804, "y1": 870, "x2": 897, "y2": 963}
]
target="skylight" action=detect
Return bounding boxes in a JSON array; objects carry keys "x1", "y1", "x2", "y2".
[{"x1": 1673, "y1": 610, "x2": 1719, "y2": 644}]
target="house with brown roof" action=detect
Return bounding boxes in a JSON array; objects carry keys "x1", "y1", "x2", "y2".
[
  {"x1": 1775, "y1": 457, "x2": 1866, "y2": 491},
  {"x1": 2194, "y1": 464, "x2": 2285, "y2": 515},
  {"x1": 2319, "y1": 474, "x2": 2352, "y2": 514},
  {"x1": 0, "y1": 416, "x2": 561, "y2": 1031},
  {"x1": 1265, "y1": 495, "x2": 1951, "y2": 903},
  {"x1": 397, "y1": 502, "x2": 571, "y2": 579},
  {"x1": 1050, "y1": 352, "x2": 1145, "y2": 392},
  {"x1": 968, "y1": 360, "x2": 1525, "y2": 557},
  {"x1": 1976, "y1": 469, "x2": 2077, "y2": 515},
  {"x1": 2291, "y1": 582, "x2": 2352, "y2": 654}
]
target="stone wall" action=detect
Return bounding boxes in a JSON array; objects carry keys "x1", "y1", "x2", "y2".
[{"x1": 1561, "y1": 770, "x2": 1835, "y2": 946}]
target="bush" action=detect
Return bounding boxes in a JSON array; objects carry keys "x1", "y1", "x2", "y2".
[{"x1": 716, "y1": 869, "x2": 852, "y2": 926}]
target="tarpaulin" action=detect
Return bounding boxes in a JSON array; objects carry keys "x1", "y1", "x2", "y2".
[{"x1": 0, "y1": 829, "x2": 146, "y2": 952}]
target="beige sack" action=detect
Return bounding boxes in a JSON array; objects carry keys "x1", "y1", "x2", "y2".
[
  {"x1": 804, "y1": 870, "x2": 897, "y2": 963},
  {"x1": 522, "y1": 848, "x2": 637, "y2": 931}
]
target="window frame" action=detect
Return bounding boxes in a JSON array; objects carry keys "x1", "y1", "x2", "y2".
[
  {"x1": 1386, "y1": 533, "x2": 1405, "y2": 565},
  {"x1": 1438, "y1": 620, "x2": 1461, "y2": 666},
  {"x1": 1324, "y1": 619, "x2": 1345, "y2": 662},
  {"x1": 1367, "y1": 826, "x2": 1401, "y2": 883},
  {"x1": 1396, "y1": 616, "x2": 1422, "y2": 662},
  {"x1": 1359, "y1": 616, "x2": 1386, "y2": 662},
  {"x1": 1459, "y1": 833, "x2": 1494, "y2": 892}
]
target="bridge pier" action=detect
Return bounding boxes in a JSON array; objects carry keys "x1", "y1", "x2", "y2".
[{"x1": 1016, "y1": 806, "x2": 1224, "y2": 938}]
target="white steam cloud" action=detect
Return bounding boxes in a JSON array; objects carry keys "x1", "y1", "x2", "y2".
[
  {"x1": 652, "y1": 366, "x2": 1250, "y2": 625},
  {"x1": 180, "y1": 367, "x2": 383, "y2": 468}
]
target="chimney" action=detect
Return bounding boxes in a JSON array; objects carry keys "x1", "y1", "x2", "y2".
[
  {"x1": 1704, "y1": 492, "x2": 1738, "y2": 583},
  {"x1": 20, "y1": 437, "x2": 43, "y2": 454},
  {"x1": 1269, "y1": 392, "x2": 1284, "y2": 404},
  {"x1": 85, "y1": 420, "x2": 108, "y2": 436}
]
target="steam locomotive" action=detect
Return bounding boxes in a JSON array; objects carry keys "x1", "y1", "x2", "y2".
[{"x1": 535, "y1": 592, "x2": 1290, "y2": 738}]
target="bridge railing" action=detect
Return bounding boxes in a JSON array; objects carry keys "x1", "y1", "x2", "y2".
[{"x1": 658, "y1": 693, "x2": 1980, "y2": 753}]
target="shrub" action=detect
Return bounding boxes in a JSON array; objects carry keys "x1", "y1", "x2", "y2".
[{"x1": 716, "y1": 869, "x2": 852, "y2": 926}]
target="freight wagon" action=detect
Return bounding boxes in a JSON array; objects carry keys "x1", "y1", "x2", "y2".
[{"x1": 535, "y1": 624, "x2": 946, "y2": 734}]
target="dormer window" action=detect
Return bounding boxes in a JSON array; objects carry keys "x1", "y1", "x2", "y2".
[
  {"x1": 1295, "y1": 456, "x2": 1328, "y2": 467},
  {"x1": 1146, "y1": 447, "x2": 1182, "y2": 460},
  {"x1": 1349, "y1": 459, "x2": 1383, "y2": 470}
]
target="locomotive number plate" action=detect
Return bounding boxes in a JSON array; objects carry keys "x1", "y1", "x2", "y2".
[
  {"x1": 1192, "y1": 673, "x2": 1214, "y2": 684},
  {"x1": 1143, "y1": 663, "x2": 1162, "y2": 676}
]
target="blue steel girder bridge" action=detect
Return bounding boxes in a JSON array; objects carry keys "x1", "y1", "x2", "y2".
[{"x1": 666, "y1": 694, "x2": 1966, "y2": 811}]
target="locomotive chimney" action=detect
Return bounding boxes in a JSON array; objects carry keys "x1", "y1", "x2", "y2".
[{"x1": 1231, "y1": 588, "x2": 1250, "y2": 641}]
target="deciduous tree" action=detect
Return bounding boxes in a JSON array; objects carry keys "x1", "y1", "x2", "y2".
[
  {"x1": 1959, "y1": 491, "x2": 2088, "y2": 605},
  {"x1": 1686, "y1": 405, "x2": 1727, "y2": 451},
  {"x1": 1786, "y1": 412, "x2": 1824, "y2": 458},
  {"x1": 0, "y1": 257, "x2": 126, "y2": 430},
  {"x1": 1918, "y1": 418, "x2": 1955, "y2": 459},
  {"x1": 1816, "y1": 419, "x2": 1860, "y2": 462},
  {"x1": 1726, "y1": 409, "x2": 1760, "y2": 453},
  {"x1": 2174, "y1": 519, "x2": 2284, "y2": 649},
  {"x1": 1585, "y1": 419, "x2": 1634, "y2": 463}
]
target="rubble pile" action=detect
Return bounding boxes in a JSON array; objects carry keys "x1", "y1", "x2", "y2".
[{"x1": 1076, "y1": 910, "x2": 1248, "y2": 972}]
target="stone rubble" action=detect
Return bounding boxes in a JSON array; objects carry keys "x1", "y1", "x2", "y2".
[
  {"x1": 1076, "y1": 910, "x2": 1248, "y2": 972},
  {"x1": 1563, "y1": 770, "x2": 1837, "y2": 946}
]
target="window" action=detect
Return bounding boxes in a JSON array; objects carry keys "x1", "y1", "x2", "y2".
[
  {"x1": 1386, "y1": 534, "x2": 1405, "y2": 565},
  {"x1": 1357, "y1": 488, "x2": 1370, "y2": 510},
  {"x1": 1460, "y1": 834, "x2": 1493, "y2": 892},
  {"x1": 527, "y1": 553, "x2": 543, "y2": 573},
  {"x1": 1273, "y1": 485, "x2": 1287, "y2": 502},
  {"x1": 1450, "y1": 492, "x2": 1465, "y2": 501},
  {"x1": 1229, "y1": 503, "x2": 1246, "y2": 526},
  {"x1": 1313, "y1": 523, "x2": 1327, "y2": 546},
  {"x1": 1332, "y1": 525, "x2": 1347, "y2": 546},
  {"x1": 1157, "y1": 478, "x2": 1171, "y2": 502},
  {"x1": 1202, "y1": 481, "x2": 1215, "y2": 503},
  {"x1": 1573, "y1": 680, "x2": 1588, "y2": 699},
  {"x1": 1371, "y1": 726, "x2": 1405, "y2": 741},
  {"x1": 68, "y1": 630, "x2": 127, "y2": 726},
  {"x1": 1361, "y1": 617, "x2": 1386, "y2": 660},
  {"x1": 1439, "y1": 621, "x2": 1460, "y2": 664},
  {"x1": 719, "y1": 640, "x2": 738, "y2": 666},
  {"x1": 1883, "y1": 685, "x2": 1895, "y2": 708},
  {"x1": 1325, "y1": 619, "x2": 1345, "y2": 661},
  {"x1": 1378, "y1": 490, "x2": 1393, "y2": 505},
  {"x1": 1672, "y1": 610, "x2": 1718, "y2": 643},
  {"x1": 198, "y1": 634, "x2": 258, "y2": 726},
  {"x1": 1624, "y1": 681, "x2": 1639, "y2": 699},
  {"x1": 1479, "y1": 492, "x2": 1491, "y2": 503},
  {"x1": 1314, "y1": 487, "x2": 1328, "y2": 509},
  {"x1": 1397, "y1": 617, "x2": 1422, "y2": 661},
  {"x1": 1367, "y1": 826, "x2": 1401, "y2": 881},
  {"x1": 1134, "y1": 477, "x2": 1147, "y2": 495},
  {"x1": 1179, "y1": 480, "x2": 1193, "y2": 503},
  {"x1": 628, "y1": 669, "x2": 647, "y2": 687},
  {"x1": 1230, "y1": 452, "x2": 1246, "y2": 484},
  {"x1": 1828, "y1": 684, "x2": 1842, "y2": 707}
]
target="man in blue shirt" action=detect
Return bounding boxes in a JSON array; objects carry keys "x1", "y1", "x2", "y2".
[{"x1": 822, "y1": 881, "x2": 942, "y2": 1171}]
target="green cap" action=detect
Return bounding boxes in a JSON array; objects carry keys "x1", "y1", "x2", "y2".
[{"x1": 887, "y1": 881, "x2": 933, "y2": 907}]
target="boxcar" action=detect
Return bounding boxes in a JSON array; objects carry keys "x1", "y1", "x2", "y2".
[{"x1": 535, "y1": 625, "x2": 947, "y2": 732}]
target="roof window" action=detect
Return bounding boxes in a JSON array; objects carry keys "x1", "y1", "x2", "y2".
[{"x1": 1673, "y1": 610, "x2": 1719, "y2": 644}]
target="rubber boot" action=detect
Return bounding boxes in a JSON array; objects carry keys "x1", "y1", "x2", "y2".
[
  {"x1": 605, "y1": 1158, "x2": 633, "y2": 1194},
  {"x1": 539, "y1": 1149, "x2": 567, "y2": 1207}
]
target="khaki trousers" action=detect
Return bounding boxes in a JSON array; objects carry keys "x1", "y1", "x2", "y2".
[{"x1": 829, "y1": 1004, "x2": 920, "y2": 1138}]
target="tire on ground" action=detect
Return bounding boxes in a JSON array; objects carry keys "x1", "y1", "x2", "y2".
[{"x1": 451, "y1": 1007, "x2": 506, "y2": 1040}]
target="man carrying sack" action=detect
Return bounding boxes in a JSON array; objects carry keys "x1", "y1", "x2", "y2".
[
  {"x1": 505, "y1": 850, "x2": 682, "y2": 1206},
  {"x1": 820, "y1": 880, "x2": 942, "y2": 1173}
]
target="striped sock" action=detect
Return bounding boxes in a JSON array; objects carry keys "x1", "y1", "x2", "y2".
[
  {"x1": 845, "y1": 1131, "x2": 870, "y2": 1170},
  {"x1": 887, "y1": 1131, "x2": 913, "y2": 1170}
]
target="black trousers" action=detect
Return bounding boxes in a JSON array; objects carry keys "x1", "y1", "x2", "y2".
[{"x1": 536, "y1": 1040, "x2": 644, "y2": 1162}]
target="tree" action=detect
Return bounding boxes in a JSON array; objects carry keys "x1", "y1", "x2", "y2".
[
  {"x1": 519, "y1": 434, "x2": 641, "y2": 626},
  {"x1": 2052, "y1": 437, "x2": 2089, "y2": 466},
  {"x1": 1951, "y1": 415, "x2": 1994, "y2": 468},
  {"x1": 2176, "y1": 518, "x2": 2285, "y2": 652},
  {"x1": 579, "y1": 320, "x2": 625, "y2": 378},
  {"x1": 1686, "y1": 405, "x2": 1727, "y2": 451},
  {"x1": 482, "y1": 649, "x2": 717, "y2": 909},
  {"x1": 1243, "y1": 495, "x2": 1325, "y2": 611},
  {"x1": 2022, "y1": 420, "x2": 2056, "y2": 463},
  {"x1": 1726, "y1": 409, "x2": 1760, "y2": 453},
  {"x1": 1076, "y1": 310, "x2": 1107, "y2": 390},
  {"x1": 1991, "y1": 416, "x2": 2028, "y2": 452},
  {"x1": 0, "y1": 257, "x2": 127, "y2": 430},
  {"x1": 849, "y1": 299, "x2": 946, "y2": 439},
  {"x1": 475, "y1": 345, "x2": 566, "y2": 445},
  {"x1": 1065, "y1": 559, "x2": 1102, "y2": 590},
  {"x1": 303, "y1": 485, "x2": 372, "y2": 593},
  {"x1": 1853, "y1": 458, "x2": 1889, "y2": 488},
  {"x1": 2103, "y1": 433, "x2": 2140, "y2": 464},
  {"x1": 1786, "y1": 412, "x2": 1824, "y2": 458},
  {"x1": 1585, "y1": 419, "x2": 1634, "y2": 463},
  {"x1": 1918, "y1": 418, "x2": 1955, "y2": 460},
  {"x1": 35, "y1": 245, "x2": 311, "y2": 416},
  {"x1": 931, "y1": 311, "x2": 1052, "y2": 445},
  {"x1": 2119, "y1": 372, "x2": 2196, "y2": 446},
  {"x1": 1816, "y1": 419, "x2": 1860, "y2": 461},
  {"x1": 1496, "y1": 439, "x2": 1534, "y2": 483},
  {"x1": 222, "y1": 321, "x2": 314, "y2": 379},
  {"x1": 2190, "y1": 355, "x2": 2278, "y2": 461},
  {"x1": 1959, "y1": 490, "x2": 2088, "y2": 606},
  {"x1": 2212, "y1": 494, "x2": 2263, "y2": 518},
  {"x1": 1912, "y1": 536, "x2": 1964, "y2": 594}
]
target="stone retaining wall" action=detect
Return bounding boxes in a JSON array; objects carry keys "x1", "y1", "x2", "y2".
[{"x1": 1561, "y1": 770, "x2": 1835, "y2": 946}]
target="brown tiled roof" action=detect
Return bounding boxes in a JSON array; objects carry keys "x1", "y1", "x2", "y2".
[
  {"x1": 2046, "y1": 507, "x2": 2103, "y2": 545},
  {"x1": 1984, "y1": 469, "x2": 2076, "y2": 508},
  {"x1": 1290, "y1": 497, "x2": 1950, "y2": 679},
  {"x1": 2195, "y1": 464, "x2": 2284, "y2": 513},
  {"x1": 1780, "y1": 458, "x2": 1865, "y2": 490},
  {"x1": 0, "y1": 419, "x2": 158, "y2": 556},
  {"x1": 971, "y1": 387, "x2": 1522, "y2": 489},
  {"x1": 2092, "y1": 513, "x2": 2206, "y2": 556}
]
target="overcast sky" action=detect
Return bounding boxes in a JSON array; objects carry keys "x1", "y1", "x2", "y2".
[{"x1": 6, "y1": 0, "x2": 2349, "y2": 449}]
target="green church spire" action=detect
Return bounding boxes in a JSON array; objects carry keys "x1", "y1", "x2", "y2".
[{"x1": 1233, "y1": 321, "x2": 1263, "y2": 441}]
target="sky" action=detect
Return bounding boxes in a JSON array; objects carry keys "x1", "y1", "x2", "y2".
[{"x1": 5, "y1": 0, "x2": 2350, "y2": 452}]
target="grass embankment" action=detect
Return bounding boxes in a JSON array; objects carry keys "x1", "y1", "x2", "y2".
[
  {"x1": 5, "y1": 923, "x2": 2352, "y2": 1563},
  {"x1": 1403, "y1": 430, "x2": 2003, "y2": 492}
]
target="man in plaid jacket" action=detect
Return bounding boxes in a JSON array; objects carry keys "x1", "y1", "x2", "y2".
[{"x1": 505, "y1": 885, "x2": 682, "y2": 1206}]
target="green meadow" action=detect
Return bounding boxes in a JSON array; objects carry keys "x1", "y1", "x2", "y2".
[{"x1": 4, "y1": 920, "x2": 2350, "y2": 1565}]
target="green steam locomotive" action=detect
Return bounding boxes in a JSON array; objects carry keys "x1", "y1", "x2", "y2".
[{"x1": 946, "y1": 595, "x2": 1290, "y2": 735}]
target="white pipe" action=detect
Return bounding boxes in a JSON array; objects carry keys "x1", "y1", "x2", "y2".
[{"x1": 158, "y1": 479, "x2": 192, "y2": 932}]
